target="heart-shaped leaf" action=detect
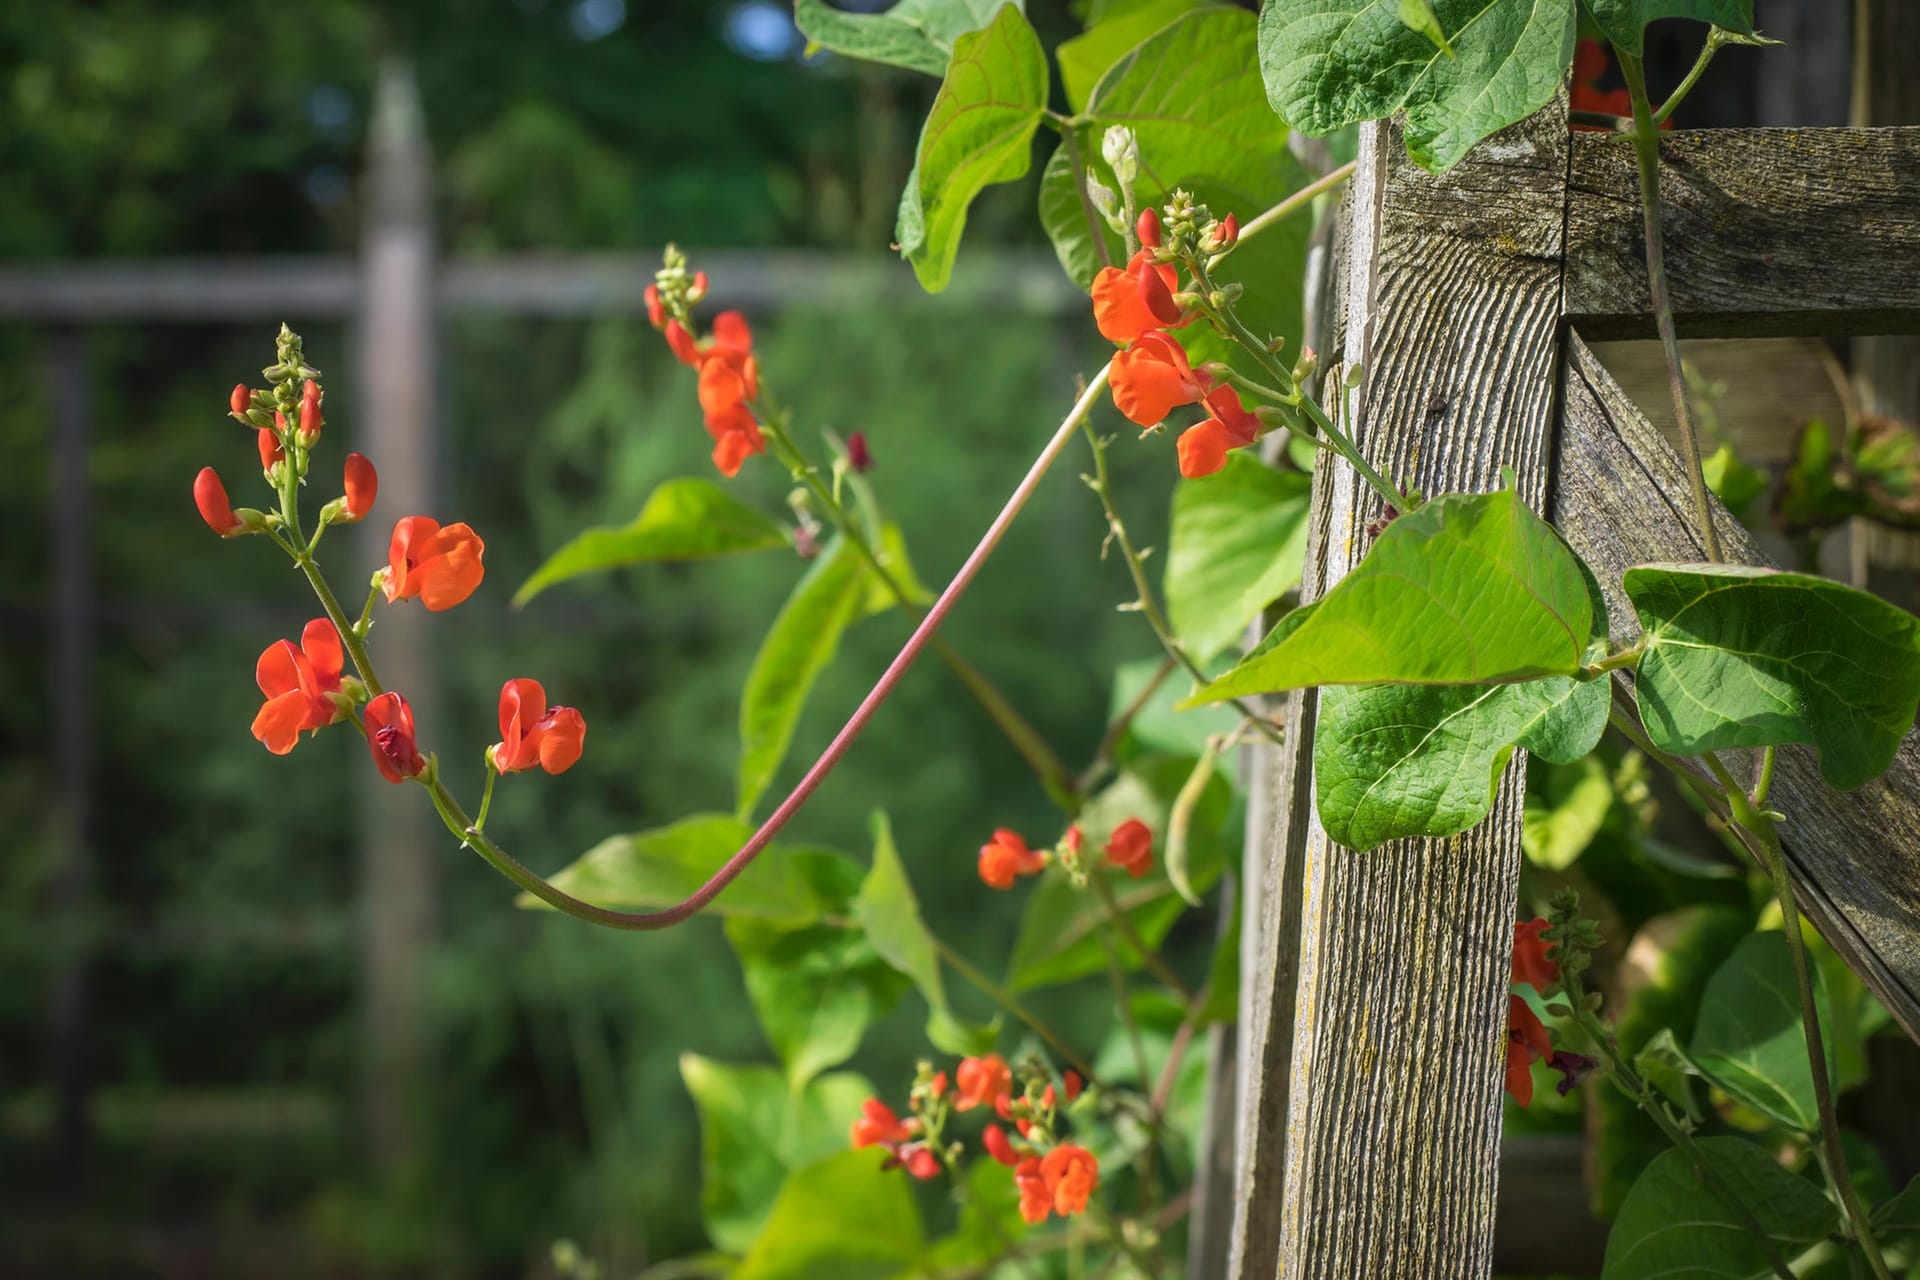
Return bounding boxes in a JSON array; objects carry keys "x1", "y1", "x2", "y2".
[
  {"x1": 1187, "y1": 489, "x2": 1594, "y2": 704},
  {"x1": 1602, "y1": 1137, "x2": 1837, "y2": 1280},
  {"x1": 1625, "y1": 564, "x2": 1920, "y2": 790},
  {"x1": 728, "y1": 915, "x2": 908, "y2": 1088},
  {"x1": 513, "y1": 477, "x2": 788, "y2": 606},
  {"x1": 525, "y1": 814, "x2": 829, "y2": 922},
  {"x1": 730, "y1": 1150, "x2": 926, "y2": 1280},
  {"x1": 1689, "y1": 930, "x2": 1834, "y2": 1133},
  {"x1": 1166, "y1": 454, "x2": 1312, "y2": 664},
  {"x1": 1056, "y1": 0, "x2": 1212, "y2": 110},
  {"x1": 1581, "y1": 0, "x2": 1754, "y2": 56},
  {"x1": 1259, "y1": 0, "x2": 1576, "y2": 173},
  {"x1": 795, "y1": 0, "x2": 1022, "y2": 77}
]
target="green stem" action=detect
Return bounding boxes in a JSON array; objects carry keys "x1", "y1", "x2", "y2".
[
  {"x1": 1583, "y1": 643, "x2": 1646, "y2": 676},
  {"x1": 1705, "y1": 754, "x2": 1893, "y2": 1280},
  {"x1": 1088, "y1": 870, "x2": 1193, "y2": 1003},
  {"x1": 475, "y1": 762, "x2": 497, "y2": 833},
  {"x1": 930, "y1": 935, "x2": 1096, "y2": 1084},
  {"x1": 1076, "y1": 655, "x2": 1175, "y2": 797},
  {"x1": 1236, "y1": 160, "x2": 1356, "y2": 244},
  {"x1": 1618, "y1": 51, "x2": 1723, "y2": 563},
  {"x1": 1654, "y1": 29, "x2": 1725, "y2": 125},
  {"x1": 1096, "y1": 932, "x2": 1159, "y2": 1213},
  {"x1": 1752, "y1": 744, "x2": 1777, "y2": 808},
  {"x1": 1221, "y1": 368, "x2": 1300, "y2": 409},
  {"x1": 353, "y1": 576, "x2": 381, "y2": 638}
]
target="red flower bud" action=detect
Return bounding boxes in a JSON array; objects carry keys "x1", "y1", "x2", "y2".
[
  {"x1": 982, "y1": 1124, "x2": 1019, "y2": 1167},
  {"x1": 1137, "y1": 207, "x2": 1161, "y2": 249},
  {"x1": 194, "y1": 467, "x2": 244, "y2": 536},
  {"x1": 1104, "y1": 818, "x2": 1154, "y2": 878},
  {"x1": 688, "y1": 270, "x2": 709, "y2": 302},
  {"x1": 230, "y1": 384, "x2": 251, "y2": 418},
  {"x1": 298, "y1": 380, "x2": 323, "y2": 445},
  {"x1": 900, "y1": 1145, "x2": 941, "y2": 1180},
  {"x1": 643, "y1": 283, "x2": 666, "y2": 330},
  {"x1": 342, "y1": 453, "x2": 378, "y2": 522},
  {"x1": 664, "y1": 319, "x2": 699, "y2": 366},
  {"x1": 1212, "y1": 212, "x2": 1240, "y2": 249},
  {"x1": 1063, "y1": 1070, "x2": 1083, "y2": 1102},
  {"x1": 258, "y1": 428, "x2": 285, "y2": 472},
  {"x1": 364, "y1": 691, "x2": 426, "y2": 783},
  {"x1": 846, "y1": 430, "x2": 872, "y2": 473}
]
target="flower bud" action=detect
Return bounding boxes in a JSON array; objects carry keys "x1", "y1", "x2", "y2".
[
  {"x1": 1136, "y1": 207, "x2": 1161, "y2": 249},
  {"x1": 194, "y1": 467, "x2": 245, "y2": 536},
  {"x1": 1294, "y1": 345, "x2": 1319, "y2": 384},
  {"x1": 1211, "y1": 212, "x2": 1240, "y2": 248},
  {"x1": 364, "y1": 691, "x2": 427, "y2": 783},
  {"x1": 846, "y1": 430, "x2": 872, "y2": 473},
  {"x1": 257, "y1": 427, "x2": 285, "y2": 473},
  {"x1": 298, "y1": 379, "x2": 324, "y2": 445},
  {"x1": 1085, "y1": 172, "x2": 1119, "y2": 220},
  {"x1": 342, "y1": 453, "x2": 378, "y2": 522},
  {"x1": 687, "y1": 270, "x2": 709, "y2": 303},
  {"x1": 643, "y1": 283, "x2": 666, "y2": 330},
  {"x1": 1101, "y1": 125, "x2": 1140, "y2": 188},
  {"x1": 230, "y1": 384, "x2": 251, "y2": 419}
]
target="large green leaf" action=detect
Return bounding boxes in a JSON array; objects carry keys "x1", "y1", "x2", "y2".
[
  {"x1": 921, "y1": 1157, "x2": 1026, "y2": 1271},
  {"x1": 512, "y1": 477, "x2": 788, "y2": 606},
  {"x1": 896, "y1": 3, "x2": 1048, "y2": 291},
  {"x1": 738, "y1": 537, "x2": 876, "y2": 820},
  {"x1": 1258, "y1": 0, "x2": 1576, "y2": 173},
  {"x1": 1582, "y1": 0, "x2": 1754, "y2": 55},
  {"x1": 1056, "y1": 0, "x2": 1212, "y2": 111},
  {"x1": 1625, "y1": 564, "x2": 1920, "y2": 790},
  {"x1": 1521, "y1": 752, "x2": 1615, "y2": 870},
  {"x1": 1314, "y1": 673, "x2": 1608, "y2": 851},
  {"x1": 1106, "y1": 657, "x2": 1240, "y2": 761},
  {"x1": 728, "y1": 916, "x2": 908, "y2": 1088},
  {"x1": 524, "y1": 814, "x2": 826, "y2": 922},
  {"x1": 679, "y1": 1056, "x2": 875, "y2": 1255},
  {"x1": 731, "y1": 1150, "x2": 925, "y2": 1280},
  {"x1": 1602, "y1": 1138, "x2": 1836, "y2": 1280},
  {"x1": 1187, "y1": 489, "x2": 1594, "y2": 705},
  {"x1": 1875, "y1": 1176, "x2": 1920, "y2": 1236},
  {"x1": 794, "y1": 0, "x2": 1020, "y2": 77},
  {"x1": 1166, "y1": 454, "x2": 1311, "y2": 664},
  {"x1": 1689, "y1": 929, "x2": 1833, "y2": 1133},
  {"x1": 856, "y1": 812, "x2": 997, "y2": 1055}
]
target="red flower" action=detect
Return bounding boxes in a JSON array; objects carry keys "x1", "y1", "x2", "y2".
[
  {"x1": 1512, "y1": 918, "x2": 1558, "y2": 992},
  {"x1": 384, "y1": 517, "x2": 486, "y2": 611},
  {"x1": 194, "y1": 467, "x2": 244, "y2": 536},
  {"x1": 490, "y1": 678, "x2": 586, "y2": 776},
  {"x1": 1110, "y1": 330, "x2": 1211, "y2": 427},
  {"x1": 1176, "y1": 387, "x2": 1262, "y2": 479},
  {"x1": 664, "y1": 319, "x2": 700, "y2": 366},
  {"x1": 1505, "y1": 994, "x2": 1552, "y2": 1107},
  {"x1": 1104, "y1": 818, "x2": 1153, "y2": 878},
  {"x1": 954, "y1": 1054, "x2": 1012, "y2": 1113},
  {"x1": 364, "y1": 691, "x2": 426, "y2": 783},
  {"x1": 1136, "y1": 208, "x2": 1161, "y2": 249},
  {"x1": 298, "y1": 379, "x2": 323, "y2": 446},
  {"x1": 1040, "y1": 1144, "x2": 1098, "y2": 1217},
  {"x1": 982, "y1": 1123, "x2": 1019, "y2": 1167},
  {"x1": 978, "y1": 829, "x2": 1047, "y2": 890},
  {"x1": 893, "y1": 1144, "x2": 941, "y2": 1180},
  {"x1": 1013, "y1": 1158, "x2": 1051, "y2": 1224},
  {"x1": 1092, "y1": 250, "x2": 1184, "y2": 345},
  {"x1": 251, "y1": 619, "x2": 345, "y2": 754},
  {"x1": 850, "y1": 1098, "x2": 918, "y2": 1149},
  {"x1": 342, "y1": 454, "x2": 378, "y2": 522},
  {"x1": 257, "y1": 428, "x2": 284, "y2": 472},
  {"x1": 694, "y1": 312, "x2": 766, "y2": 478}
]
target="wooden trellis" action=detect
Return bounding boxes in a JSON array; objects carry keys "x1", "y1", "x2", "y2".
[{"x1": 1224, "y1": 92, "x2": 1920, "y2": 1278}]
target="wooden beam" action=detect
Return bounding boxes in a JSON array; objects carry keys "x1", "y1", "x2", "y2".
[
  {"x1": 1552, "y1": 332, "x2": 1920, "y2": 1042},
  {"x1": 1231, "y1": 98, "x2": 1571, "y2": 1279},
  {"x1": 1564, "y1": 126, "x2": 1920, "y2": 338}
]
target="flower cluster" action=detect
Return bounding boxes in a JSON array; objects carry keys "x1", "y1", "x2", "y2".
[
  {"x1": 646, "y1": 246, "x2": 766, "y2": 477},
  {"x1": 1091, "y1": 196, "x2": 1263, "y2": 479},
  {"x1": 194, "y1": 326, "x2": 587, "y2": 794},
  {"x1": 976, "y1": 818, "x2": 1155, "y2": 890},
  {"x1": 1505, "y1": 917, "x2": 1594, "y2": 1105},
  {"x1": 851, "y1": 1054, "x2": 1098, "y2": 1225}
]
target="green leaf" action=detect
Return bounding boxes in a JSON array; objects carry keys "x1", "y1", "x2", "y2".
[
  {"x1": 1632, "y1": 1028, "x2": 1706, "y2": 1123},
  {"x1": 1314, "y1": 673, "x2": 1608, "y2": 851},
  {"x1": 1582, "y1": 0, "x2": 1754, "y2": 56},
  {"x1": 1107, "y1": 657, "x2": 1240, "y2": 761},
  {"x1": 738, "y1": 537, "x2": 876, "y2": 820},
  {"x1": 1005, "y1": 757, "x2": 1231, "y2": 992},
  {"x1": 897, "y1": 4, "x2": 1048, "y2": 291},
  {"x1": 513, "y1": 477, "x2": 788, "y2": 606},
  {"x1": 679, "y1": 1056, "x2": 876, "y2": 1255},
  {"x1": 1601, "y1": 1138, "x2": 1837, "y2": 1280},
  {"x1": 524, "y1": 814, "x2": 826, "y2": 922},
  {"x1": 1258, "y1": 0, "x2": 1576, "y2": 173},
  {"x1": 1625, "y1": 564, "x2": 1920, "y2": 790},
  {"x1": 728, "y1": 915, "x2": 908, "y2": 1088},
  {"x1": 1701, "y1": 443, "x2": 1768, "y2": 518},
  {"x1": 793, "y1": 0, "x2": 1022, "y2": 77},
  {"x1": 730, "y1": 1149, "x2": 925, "y2": 1280},
  {"x1": 1522, "y1": 752, "x2": 1615, "y2": 870},
  {"x1": 1397, "y1": 0, "x2": 1455, "y2": 56},
  {"x1": 921, "y1": 1157, "x2": 1026, "y2": 1271},
  {"x1": 1874, "y1": 1175, "x2": 1920, "y2": 1235},
  {"x1": 1186, "y1": 490, "x2": 1594, "y2": 705},
  {"x1": 1689, "y1": 930, "x2": 1834, "y2": 1133},
  {"x1": 1166, "y1": 454, "x2": 1312, "y2": 664},
  {"x1": 856, "y1": 812, "x2": 997, "y2": 1055},
  {"x1": 1056, "y1": 0, "x2": 1212, "y2": 111}
]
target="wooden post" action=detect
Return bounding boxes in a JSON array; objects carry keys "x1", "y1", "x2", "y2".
[
  {"x1": 1230, "y1": 97, "x2": 1571, "y2": 1278},
  {"x1": 356, "y1": 56, "x2": 439, "y2": 1171}
]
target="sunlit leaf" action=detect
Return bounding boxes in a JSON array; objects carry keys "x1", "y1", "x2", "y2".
[
  {"x1": 730, "y1": 1149, "x2": 924, "y2": 1280},
  {"x1": 793, "y1": 0, "x2": 1022, "y2": 77},
  {"x1": 1689, "y1": 930, "x2": 1834, "y2": 1133},
  {"x1": 1056, "y1": 0, "x2": 1212, "y2": 111},
  {"x1": 728, "y1": 913, "x2": 908, "y2": 1087},
  {"x1": 1581, "y1": 0, "x2": 1754, "y2": 55},
  {"x1": 525, "y1": 814, "x2": 826, "y2": 922},
  {"x1": 1522, "y1": 752, "x2": 1615, "y2": 870},
  {"x1": 1166, "y1": 453, "x2": 1311, "y2": 664}
]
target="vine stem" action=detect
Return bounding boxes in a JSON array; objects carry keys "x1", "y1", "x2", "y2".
[
  {"x1": 1236, "y1": 160, "x2": 1357, "y2": 243},
  {"x1": 1703, "y1": 750, "x2": 1893, "y2": 1280},
  {"x1": 930, "y1": 935, "x2": 1096, "y2": 1085},
  {"x1": 1618, "y1": 50, "x2": 1723, "y2": 563},
  {"x1": 1088, "y1": 870, "x2": 1194, "y2": 1003}
]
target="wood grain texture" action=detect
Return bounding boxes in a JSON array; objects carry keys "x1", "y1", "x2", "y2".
[
  {"x1": 1553, "y1": 333, "x2": 1920, "y2": 1042},
  {"x1": 1565, "y1": 126, "x2": 1920, "y2": 338},
  {"x1": 1230, "y1": 99, "x2": 1571, "y2": 1279}
]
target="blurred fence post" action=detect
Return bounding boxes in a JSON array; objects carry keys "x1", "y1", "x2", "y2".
[{"x1": 356, "y1": 57, "x2": 439, "y2": 1172}]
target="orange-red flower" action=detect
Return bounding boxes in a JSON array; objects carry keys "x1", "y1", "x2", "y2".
[
  {"x1": 298, "y1": 379, "x2": 323, "y2": 446},
  {"x1": 257, "y1": 428, "x2": 284, "y2": 472},
  {"x1": 342, "y1": 454, "x2": 378, "y2": 522},
  {"x1": 251, "y1": 619, "x2": 345, "y2": 754},
  {"x1": 1110, "y1": 331, "x2": 1211, "y2": 427},
  {"x1": 1176, "y1": 386, "x2": 1262, "y2": 479},
  {"x1": 893, "y1": 1144, "x2": 941, "y2": 1179},
  {"x1": 978, "y1": 829, "x2": 1047, "y2": 890},
  {"x1": 644, "y1": 283, "x2": 666, "y2": 330},
  {"x1": 1505, "y1": 994, "x2": 1552, "y2": 1107},
  {"x1": 1092, "y1": 250, "x2": 1184, "y2": 344},
  {"x1": 1104, "y1": 818, "x2": 1153, "y2": 878},
  {"x1": 195, "y1": 467, "x2": 244, "y2": 536},
  {"x1": 664, "y1": 319, "x2": 700, "y2": 366},
  {"x1": 983, "y1": 1123, "x2": 1019, "y2": 1167},
  {"x1": 384, "y1": 517, "x2": 485, "y2": 611},
  {"x1": 850, "y1": 1098, "x2": 918, "y2": 1149},
  {"x1": 1013, "y1": 1158, "x2": 1051, "y2": 1224},
  {"x1": 490, "y1": 678, "x2": 586, "y2": 776},
  {"x1": 1512, "y1": 918, "x2": 1558, "y2": 992},
  {"x1": 954, "y1": 1054, "x2": 1012, "y2": 1113},
  {"x1": 1040, "y1": 1144, "x2": 1098, "y2": 1217},
  {"x1": 364, "y1": 691, "x2": 426, "y2": 783},
  {"x1": 694, "y1": 312, "x2": 766, "y2": 478}
]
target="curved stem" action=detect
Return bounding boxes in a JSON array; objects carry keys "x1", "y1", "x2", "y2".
[
  {"x1": 1654, "y1": 29, "x2": 1726, "y2": 125},
  {"x1": 1236, "y1": 160, "x2": 1356, "y2": 244},
  {"x1": 1618, "y1": 50, "x2": 1723, "y2": 563}
]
